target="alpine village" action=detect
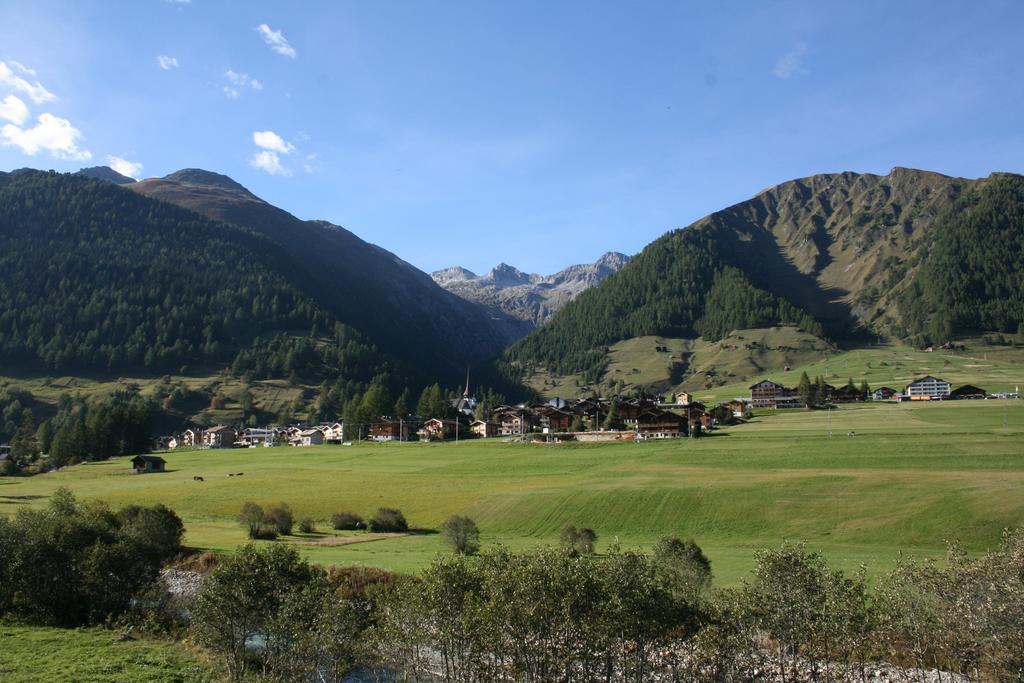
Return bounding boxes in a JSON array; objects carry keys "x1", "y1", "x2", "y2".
[{"x1": 2, "y1": 4, "x2": 1024, "y2": 683}]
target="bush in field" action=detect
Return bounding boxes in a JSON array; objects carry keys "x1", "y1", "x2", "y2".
[
  {"x1": 440, "y1": 515, "x2": 480, "y2": 555},
  {"x1": 331, "y1": 511, "x2": 363, "y2": 530},
  {"x1": 367, "y1": 507, "x2": 408, "y2": 533},
  {"x1": 652, "y1": 536, "x2": 713, "y2": 603},
  {"x1": 298, "y1": 517, "x2": 315, "y2": 534},
  {"x1": 0, "y1": 487, "x2": 183, "y2": 626},
  {"x1": 560, "y1": 524, "x2": 598, "y2": 555},
  {"x1": 264, "y1": 503, "x2": 294, "y2": 535},
  {"x1": 238, "y1": 502, "x2": 264, "y2": 539}
]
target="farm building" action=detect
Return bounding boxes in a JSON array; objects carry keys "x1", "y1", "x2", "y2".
[
  {"x1": 949, "y1": 384, "x2": 987, "y2": 400},
  {"x1": 131, "y1": 455, "x2": 166, "y2": 473}
]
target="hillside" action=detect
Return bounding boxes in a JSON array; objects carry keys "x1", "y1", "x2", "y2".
[
  {"x1": 503, "y1": 168, "x2": 1024, "y2": 391},
  {"x1": 130, "y1": 169, "x2": 528, "y2": 367},
  {"x1": 432, "y1": 252, "x2": 631, "y2": 329},
  {"x1": 0, "y1": 170, "x2": 418, "y2": 432}
]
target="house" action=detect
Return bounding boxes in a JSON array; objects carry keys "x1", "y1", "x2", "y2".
[
  {"x1": 684, "y1": 405, "x2": 713, "y2": 431},
  {"x1": 832, "y1": 385, "x2": 865, "y2": 403},
  {"x1": 634, "y1": 409, "x2": 687, "y2": 439},
  {"x1": 155, "y1": 436, "x2": 177, "y2": 450},
  {"x1": 290, "y1": 428, "x2": 324, "y2": 447},
  {"x1": 470, "y1": 420, "x2": 500, "y2": 438},
  {"x1": 675, "y1": 392, "x2": 694, "y2": 405},
  {"x1": 536, "y1": 406, "x2": 575, "y2": 432},
  {"x1": 182, "y1": 428, "x2": 202, "y2": 447},
  {"x1": 872, "y1": 387, "x2": 899, "y2": 401},
  {"x1": 422, "y1": 418, "x2": 463, "y2": 440},
  {"x1": 949, "y1": 384, "x2": 986, "y2": 400},
  {"x1": 906, "y1": 376, "x2": 951, "y2": 400},
  {"x1": 238, "y1": 428, "x2": 275, "y2": 447},
  {"x1": 202, "y1": 425, "x2": 236, "y2": 448},
  {"x1": 494, "y1": 406, "x2": 536, "y2": 435},
  {"x1": 369, "y1": 418, "x2": 414, "y2": 441},
  {"x1": 131, "y1": 455, "x2": 166, "y2": 473},
  {"x1": 321, "y1": 422, "x2": 345, "y2": 442},
  {"x1": 749, "y1": 380, "x2": 788, "y2": 407},
  {"x1": 726, "y1": 399, "x2": 750, "y2": 418}
]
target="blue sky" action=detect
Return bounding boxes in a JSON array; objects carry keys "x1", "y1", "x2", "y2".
[{"x1": 1, "y1": 1, "x2": 1022, "y2": 275}]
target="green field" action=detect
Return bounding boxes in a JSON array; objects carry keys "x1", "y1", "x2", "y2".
[
  {"x1": 0, "y1": 624, "x2": 211, "y2": 682},
  {"x1": 2, "y1": 400, "x2": 1022, "y2": 586}
]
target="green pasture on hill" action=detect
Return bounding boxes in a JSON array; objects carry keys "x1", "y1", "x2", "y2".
[{"x1": 2, "y1": 400, "x2": 1022, "y2": 586}]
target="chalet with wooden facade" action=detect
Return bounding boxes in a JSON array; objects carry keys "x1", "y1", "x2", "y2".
[
  {"x1": 202, "y1": 425, "x2": 236, "y2": 448},
  {"x1": 422, "y1": 418, "x2": 463, "y2": 440},
  {"x1": 949, "y1": 384, "x2": 987, "y2": 400},
  {"x1": 470, "y1": 420, "x2": 500, "y2": 438},
  {"x1": 369, "y1": 418, "x2": 414, "y2": 441}
]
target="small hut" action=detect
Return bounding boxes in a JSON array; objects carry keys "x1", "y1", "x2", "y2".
[{"x1": 131, "y1": 455, "x2": 166, "y2": 474}]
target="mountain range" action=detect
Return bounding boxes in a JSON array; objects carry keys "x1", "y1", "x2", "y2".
[
  {"x1": 2, "y1": 164, "x2": 1022, "y2": 410},
  {"x1": 432, "y1": 252, "x2": 630, "y2": 329},
  {"x1": 502, "y1": 167, "x2": 1024, "y2": 387}
]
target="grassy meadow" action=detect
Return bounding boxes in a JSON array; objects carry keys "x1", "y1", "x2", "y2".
[
  {"x1": 0, "y1": 624, "x2": 212, "y2": 682},
  {"x1": 2, "y1": 400, "x2": 1022, "y2": 586}
]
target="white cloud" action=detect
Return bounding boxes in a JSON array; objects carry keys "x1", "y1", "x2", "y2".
[
  {"x1": 106, "y1": 155, "x2": 143, "y2": 179},
  {"x1": 223, "y1": 69, "x2": 262, "y2": 97},
  {"x1": 0, "y1": 94, "x2": 29, "y2": 125},
  {"x1": 0, "y1": 60, "x2": 56, "y2": 104},
  {"x1": 1, "y1": 112, "x2": 91, "y2": 160},
  {"x1": 157, "y1": 55, "x2": 180, "y2": 70},
  {"x1": 772, "y1": 44, "x2": 808, "y2": 79},
  {"x1": 249, "y1": 149, "x2": 290, "y2": 176},
  {"x1": 256, "y1": 24, "x2": 296, "y2": 58},
  {"x1": 253, "y1": 130, "x2": 294, "y2": 154}
]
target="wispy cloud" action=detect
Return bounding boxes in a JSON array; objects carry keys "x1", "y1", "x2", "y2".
[
  {"x1": 157, "y1": 55, "x2": 180, "y2": 70},
  {"x1": 256, "y1": 24, "x2": 296, "y2": 59},
  {"x1": 0, "y1": 60, "x2": 56, "y2": 104},
  {"x1": 0, "y1": 94, "x2": 29, "y2": 126},
  {"x1": 223, "y1": 69, "x2": 262, "y2": 98},
  {"x1": 1, "y1": 112, "x2": 91, "y2": 160},
  {"x1": 249, "y1": 149, "x2": 289, "y2": 176},
  {"x1": 772, "y1": 43, "x2": 808, "y2": 79},
  {"x1": 106, "y1": 155, "x2": 143, "y2": 179}
]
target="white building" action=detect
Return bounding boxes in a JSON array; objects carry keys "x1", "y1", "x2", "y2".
[
  {"x1": 290, "y1": 428, "x2": 325, "y2": 447},
  {"x1": 905, "y1": 376, "x2": 951, "y2": 400}
]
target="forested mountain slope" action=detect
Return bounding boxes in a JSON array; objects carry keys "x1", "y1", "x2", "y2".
[
  {"x1": 503, "y1": 168, "x2": 1024, "y2": 382},
  {"x1": 0, "y1": 170, "x2": 398, "y2": 389},
  {"x1": 130, "y1": 169, "x2": 528, "y2": 367}
]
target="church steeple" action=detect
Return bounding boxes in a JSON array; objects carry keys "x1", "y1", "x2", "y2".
[{"x1": 463, "y1": 367, "x2": 470, "y2": 398}]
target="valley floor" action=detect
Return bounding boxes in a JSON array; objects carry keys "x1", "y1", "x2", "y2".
[{"x1": 1, "y1": 400, "x2": 1022, "y2": 585}]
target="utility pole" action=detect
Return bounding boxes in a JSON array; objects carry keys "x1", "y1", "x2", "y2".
[{"x1": 828, "y1": 407, "x2": 832, "y2": 438}]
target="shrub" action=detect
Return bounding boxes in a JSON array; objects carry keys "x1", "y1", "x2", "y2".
[
  {"x1": 560, "y1": 524, "x2": 598, "y2": 555},
  {"x1": 652, "y1": 536, "x2": 712, "y2": 603},
  {"x1": 0, "y1": 487, "x2": 184, "y2": 626},
  {"x1": 254, "y1": 524, "x2": 279, "y2": 540},
  {"x1": 265, "y1": 503, "x2": 294, "y2": 535},
  {"x1": 367, "y1": 507, "x2": 408, "y2": 533},
  {"x1": 239, "y1": 502, "x2": 264, "y2": 539},
  {"x1": 331, "y1": 511, "x2": 363, "y2": 530},
  {"x1": 440, "y1": 515, "x2": 480, "y2": 555},
  {"x1": 299, "y1": 517, "x2": 315, "y2": 534}
]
